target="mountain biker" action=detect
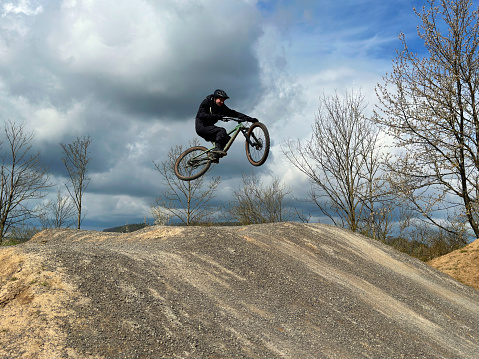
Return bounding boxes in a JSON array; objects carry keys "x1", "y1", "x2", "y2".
[{"x1": 196, "y1": 89, "x2": 258, "y2": 160}]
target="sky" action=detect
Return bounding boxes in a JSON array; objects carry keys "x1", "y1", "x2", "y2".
[{"x1": 0, "y1": 0, "x2": 428, "y2": 230}]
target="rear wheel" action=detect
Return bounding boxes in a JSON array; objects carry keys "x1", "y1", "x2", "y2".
[
  {"x1": 174, "y1": 146, "x2": 211, "y2": 181},
  {"x1": 245, "y1": 122, "x2": 270, "y2": 166}
]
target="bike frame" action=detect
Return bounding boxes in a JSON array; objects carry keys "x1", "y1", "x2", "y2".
[
  {"x1": 192, "y1": 118, "x2": 253, "y2": 160},
  {"x1": 222, "y1": 119, "x2": 250, "y2": 152}
]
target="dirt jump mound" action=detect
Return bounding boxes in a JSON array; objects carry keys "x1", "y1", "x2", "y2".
[{"x1": 1, "y1": 222, "x2": 479, "y2": 358}]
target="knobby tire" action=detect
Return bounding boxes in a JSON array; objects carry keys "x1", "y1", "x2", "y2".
[
  {"x1": 174, "y1": 146, "x2": 211, "y2": 181},
  {"x1": 245, "y1": 122, "x2": 270, "y2": 166}
]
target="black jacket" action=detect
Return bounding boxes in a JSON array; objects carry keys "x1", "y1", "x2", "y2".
[{"x1": 195, "y1": 95, "x2": 250, "y2": 131}]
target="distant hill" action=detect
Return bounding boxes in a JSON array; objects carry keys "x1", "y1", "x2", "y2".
[
  {"x1": 1, "y1": 222, "x2": 479, "y2": 358},
  {"x1": 103, "y1": 222, "x2": 244, "y2": 233},
  {"x1": 102, "y1": 223, "x2": 149, "y2": 233}
]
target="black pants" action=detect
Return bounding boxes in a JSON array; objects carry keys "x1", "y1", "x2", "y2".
[{"x1": 196, "y1": 124, "x2": 230, "y2": 148}]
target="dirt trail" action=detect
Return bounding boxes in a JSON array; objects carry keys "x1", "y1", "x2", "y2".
[{"x1": 1, "y1": 223, "x2": 479, "y2": 358}]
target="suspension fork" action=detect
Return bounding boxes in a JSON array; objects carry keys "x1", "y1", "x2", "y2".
[{"x1": 242, "y1": 126, "x2": 261, "y2": 148}]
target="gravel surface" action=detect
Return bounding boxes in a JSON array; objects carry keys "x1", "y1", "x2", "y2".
[{"x1": 1, "y1": 222, "x2": 479, "y2": 358}]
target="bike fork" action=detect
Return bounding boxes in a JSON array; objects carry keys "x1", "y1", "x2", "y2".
[{"x1": 242, "y1": 128, "x2": 261, "y2": 148}]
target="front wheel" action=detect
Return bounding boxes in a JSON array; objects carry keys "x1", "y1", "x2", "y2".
[
  {"x1": 245, "y1": 122, "x2": 270, "y2": 166},
  {"x1": 174, "y1": 146, "x2": 211, "y2": 181}
]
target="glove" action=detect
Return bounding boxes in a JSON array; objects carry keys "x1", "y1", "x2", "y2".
[{"x1": 250, "y1": 117, "x2": 259, "y2": 123}]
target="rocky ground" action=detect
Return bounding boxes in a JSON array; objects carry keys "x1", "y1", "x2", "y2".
[{"x1": 1, "y1": 222, "x2": 479, "y2": 358}]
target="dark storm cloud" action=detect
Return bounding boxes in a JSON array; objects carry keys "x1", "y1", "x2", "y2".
[
  {"x1": 37, "y1": 30, "x2": 265, "y2": 122},
  {"x1": 0, "y1": 0, "x2": 264, "y2": 120}
]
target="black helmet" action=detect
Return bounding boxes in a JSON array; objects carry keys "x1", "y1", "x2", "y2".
[{"x1": 214, "y1": 89, "x2": 229, "y2": 99}]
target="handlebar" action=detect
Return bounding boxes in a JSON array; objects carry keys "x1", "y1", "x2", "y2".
[{"x1": 222, "y1": 116, "x2": 246, "y2": 123}]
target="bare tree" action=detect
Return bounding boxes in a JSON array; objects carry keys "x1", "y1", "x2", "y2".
[
  {"x1": 375, "y1": 0, "x2": 479, "y2": 240},
  {"x1": 37, "y1": 187, "x2": 76, "y2": 229},
  {"x1": 149, "y1": 206, "x2": 172, "y2": 226},
  {"x1": 60, "y1": 135, "x2": 92, "y2": 229},
  {"x1": 224, "y1": 172, "x2": 293, "y2": 224},
  {"x1": 152, "y1": 139, "x2": 220, "y2": 226},
  {"x1": 0, "y1": 121, "x2": 50, "y2": 242},
  {"x1": 283, "y1": 90, "x2": 391, "y2": 237}
]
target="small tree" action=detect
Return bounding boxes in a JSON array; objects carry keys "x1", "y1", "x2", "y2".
[
  {"x1": 0, "y1": 121, "x2": 50, "y2": 242},
  {"x1": 152, "y1": 140, "x2": 220, "y2": 226},
  {"x1": 224, "y1": 173, "x2": 293, "y2": 224},
  {"x1": 60, "y1": 135, "x2": 92, "y2": 229},
  {"x1": 150, "y1": 206, "x2": 172, "y2": 225},
  {"x1": 283, "y1": 90, "x2": 390, "y2": 237},
  {"x1": 37, "y1": 188, "x2": 76, "y2": 229}
]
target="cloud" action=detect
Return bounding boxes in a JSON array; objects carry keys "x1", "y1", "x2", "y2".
[
  {"x1": 2, "y1": 0, "x2": 43, "y2": 16},
  {"x1": 44, "y1": 0, "x2": 263, "y2": 119},
  {"x1": 1, "y1": 0, "x2": 264, "y2": 123}
]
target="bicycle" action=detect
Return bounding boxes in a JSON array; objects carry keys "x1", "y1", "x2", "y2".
[{"x1": 174, "y1": 117, "x2": 270, "y2": 181}]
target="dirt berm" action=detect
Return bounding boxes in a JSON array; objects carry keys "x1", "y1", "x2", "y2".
[{"x1": 1, "y1": 222, "x2": 479, "y2": 358}]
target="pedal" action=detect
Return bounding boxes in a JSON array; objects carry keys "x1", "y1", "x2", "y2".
[
  {"x1": 208, "y1": 153, "x2": 220, "y2": 163},
  {"x1": 211, "y1": 149, "x2": 227, "y2": 156}
]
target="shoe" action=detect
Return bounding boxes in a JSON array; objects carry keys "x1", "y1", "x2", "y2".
[
  {"x1": 208, "y1": 152, "x2": 220, "y2": 163},
  {"x1": 211, "y1": 147, "x2": 227, "y2": 156},
  {"x1": 211, "y1": 143, "x2": 226, "y2": 157},
  {"x1": 211, "y1": 150, "x2": 226, "y2": 157}
]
